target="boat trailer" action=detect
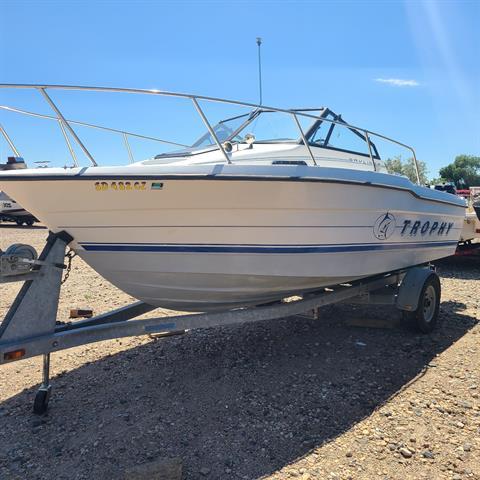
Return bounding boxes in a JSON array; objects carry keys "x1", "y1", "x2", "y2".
[
  {"x1": 0, "y1": 232, "x2": 441, "y2": 415},
  {"x1": 0, "y1": 212, "x2": 37, "y2": 226}
]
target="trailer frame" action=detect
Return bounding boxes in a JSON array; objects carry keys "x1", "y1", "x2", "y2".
[
  {"x1": 0, "y1": 232, "x2": 441, "y2": 414},
  {"x1": 0, "y1": 212, "x2": 37, "y2": 226}
]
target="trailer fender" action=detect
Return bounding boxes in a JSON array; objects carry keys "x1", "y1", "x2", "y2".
[{"x1": 396, "y1": 267, "x2": 437, "y2": 312}]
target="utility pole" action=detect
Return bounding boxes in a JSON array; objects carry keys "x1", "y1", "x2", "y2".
[{"x1": 256, "y1": 37, "x2": 263, "y2": 106}]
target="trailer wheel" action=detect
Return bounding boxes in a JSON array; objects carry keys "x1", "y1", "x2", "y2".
[
  {"x1": 403, "y1": 274, "x2": 441, "y2": 334},
  {"x1": 15, "y1": 219, "x2": 23, "y2": 226}
]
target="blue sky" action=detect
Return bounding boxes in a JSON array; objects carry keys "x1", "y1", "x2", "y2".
[{"x1": 0, "y1": 0, "x2": 478, "y2": 177}]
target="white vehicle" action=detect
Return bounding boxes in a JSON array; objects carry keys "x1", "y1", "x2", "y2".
[
  {"x1": 0, "y1": 190, "x2": 36, "y2": 226},
  {"x1": 0, "y1": 85, "x2": 466, "y2": 311}
]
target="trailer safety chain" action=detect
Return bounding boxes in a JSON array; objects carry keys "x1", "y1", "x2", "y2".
[{"x1": 61, "y1": 249, "x2": 77, "y2": 284}]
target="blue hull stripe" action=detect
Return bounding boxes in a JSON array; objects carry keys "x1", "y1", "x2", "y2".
[{"x1": 80, "y1": 241, "x2": 457, "y2": 254}]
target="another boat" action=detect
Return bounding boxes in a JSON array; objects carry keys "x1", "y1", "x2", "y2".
[
  {"x1": 0, "y1": 190, "x2": 37, "y2": 226},
  {"x1": 460, "y1": 212, "x2": 480, "y2": 243},
  {"x1": 458, "y1": 190, "x2": 480, "y2": 243},
  {"x1": 0, "y1": 85, "x2": 466, "y2": 311},
  {"x1": 474, "y1": 199, "x2": 480, "y2": 222}
]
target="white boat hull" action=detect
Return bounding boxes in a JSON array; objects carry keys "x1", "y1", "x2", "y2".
[
  {"x1": 460, "y1": 212, "x2": 480, "y2": 242},
  {"x1": 0, "y1": 165, "x2": 465, "y2": 311}
]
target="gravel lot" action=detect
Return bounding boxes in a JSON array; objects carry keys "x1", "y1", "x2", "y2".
[{"x1": 0, "y1": 225, "x2": 479, "y2": 480}]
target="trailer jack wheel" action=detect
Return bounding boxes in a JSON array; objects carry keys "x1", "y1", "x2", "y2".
[
  {"x1": 403, "y1": 274, "x2": 441, "y2": 334},
  {"x1": 33, "y1": 386, "x2": 52, "y2": 415},
  {"x1": 33, "y1": 353, "x2": 52, "y2": 415}
]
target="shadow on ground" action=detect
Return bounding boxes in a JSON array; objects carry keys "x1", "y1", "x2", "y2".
[
  {"x1": 0, "y1": 277, "x2": 478, "y2": 479},
  {"x1": 435, "y1": 253, "x2": 480, "y2": 280},
  {"x1": 0, "y1": 224, "x2": 46, "y2": 230}
]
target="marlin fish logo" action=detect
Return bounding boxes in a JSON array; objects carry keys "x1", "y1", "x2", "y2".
[{"x1": 374, "y1": 213, "x2": 396, "y2": 240}]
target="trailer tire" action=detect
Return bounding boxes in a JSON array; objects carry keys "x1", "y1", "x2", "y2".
[{"x1": 403, "y1": 274, "x2": 441, "y2": 334}]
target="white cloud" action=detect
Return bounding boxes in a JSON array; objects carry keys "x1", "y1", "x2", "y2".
[{"x1": 375, "y1": 78, "x2": 420, "y2": 87}]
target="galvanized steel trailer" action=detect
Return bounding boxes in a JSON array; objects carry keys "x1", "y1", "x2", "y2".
[{"x1": 0, "y1": 232, "x2": 441, "y2": 415}]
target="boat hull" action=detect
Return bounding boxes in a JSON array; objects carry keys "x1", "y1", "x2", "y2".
[
  {"x1": 0, "y1": 166, "x2": 465, "y2": 311},
  {"x1": 78, "y1": 246, "x2": 454, "y2": 311}
]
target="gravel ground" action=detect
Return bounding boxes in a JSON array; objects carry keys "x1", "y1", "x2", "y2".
[{"x1": 0, "y1": 225, "x2": 479, "y2": 480}]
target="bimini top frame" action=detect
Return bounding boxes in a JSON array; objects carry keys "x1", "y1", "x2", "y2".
[{"x1": 0, "y1": 83, "x2": 421, "y2": 183}]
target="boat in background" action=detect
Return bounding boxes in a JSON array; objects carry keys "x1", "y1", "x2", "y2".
[
  {"x1": 457, "y1": 188, "x2": 480, "y2": 244},
  {"x1": 0, "y1": 190, "x2": 37, "y2": 226},
  {"x1": 474, "y1": 201, "x2": 480, "y2": 222},
  {"x1": 0, "y1": 84, "x2": 466, "y2": 311},
  {"x1": 472, "y1": 188, "x2": 480, "y2": 222},
  {"x1": 460, "y1": 212, "x2": 480, "y2": 243}
]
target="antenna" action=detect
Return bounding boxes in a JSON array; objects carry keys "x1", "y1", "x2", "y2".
[{"x1": 256, "y1": 37, "x2": 263, "y2": 106}]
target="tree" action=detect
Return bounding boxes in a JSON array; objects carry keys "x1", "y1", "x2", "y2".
[
  {"x1": 384, "y1": 156, "x2": 428, "y2": 184},
  {"x1": 438, "y1": 155, "x2": 480, "y2": 188},
  {"x1": 429, "y1": 177, "x2": 446, "y2": 186}
]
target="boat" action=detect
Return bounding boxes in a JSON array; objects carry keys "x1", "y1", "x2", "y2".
[
  {"x1": 0, "y1": 84, "x2": 466, "y2": 311},
  {"x1": 460, "y1": 212, "x2": 480, "y2": 243},
  {"x1": 474, "y1": 199, "x2": 480, "y2": 222},
  {"x1": 0, "y1": 190, "x2": 37, "y2": 226},
  {"x1": 458, "y1": 189, "x2": 480, "y2": 244}
]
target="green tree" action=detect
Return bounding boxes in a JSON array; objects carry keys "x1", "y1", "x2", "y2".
[
  {"x1": 438, "y1": 155, "x2": 480, "y2": 188},
  {"x1": 429, "y1": 177, "x2": 447, "y2": 186},
  {"x1": 384, "y1": 156, "x2": 428, "y2": 184}
]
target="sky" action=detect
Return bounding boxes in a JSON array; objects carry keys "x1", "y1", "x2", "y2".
[{"x1": 0, "y1": 0, "x2": 479, "y2": 177}]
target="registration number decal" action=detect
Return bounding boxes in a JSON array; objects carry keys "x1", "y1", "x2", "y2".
[{"x1": 95, "y1": 181, "x2": 147, "y2": 191}]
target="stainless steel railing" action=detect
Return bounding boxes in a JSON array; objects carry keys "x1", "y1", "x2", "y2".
[
  {"x1": 0, "y1": 83, "x2": 421, "y2": 183},
  {"x1": 0, "y1": 105, "x2": 188, "y2": 166},
  {"x1": 0, "y1": 122, "x2": 21, "y2": 157}
]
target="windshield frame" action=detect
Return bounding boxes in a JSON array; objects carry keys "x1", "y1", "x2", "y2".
[
  {"x1": 305, "y1": 109, "x2": 380, "y2": 159},
  {"x1": 191, "y1": 108, "x2": 324, "y2": 148},
  {"x1": 157, "y1": 107, "x2": 379, "y2": 159}
]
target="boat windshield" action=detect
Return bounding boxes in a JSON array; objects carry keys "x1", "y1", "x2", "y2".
[
  {"x1": 191, "y1": 112, "x2": 252, "y2": 148},
  {"x1": 234, "y1": 111, "x2": 303, "y2": 143},
  {"x1": 155, "y1": 107, "x2": 381, "y2": 161},
  {"x1": 191, "y1": 109, "x2": 314, "y2": 149}
]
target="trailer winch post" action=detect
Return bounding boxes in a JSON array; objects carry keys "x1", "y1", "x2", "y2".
[{"x1": 0, "y1": 232, "x2": 72, "y2": 414}]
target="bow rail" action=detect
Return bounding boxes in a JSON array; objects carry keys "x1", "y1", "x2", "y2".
[
  {"x1": 0, "y1": 105, "x2": 189, "y2": 165},
  {"x1": 0, "y1": 83, "x2": 421, "y2": 183}
]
